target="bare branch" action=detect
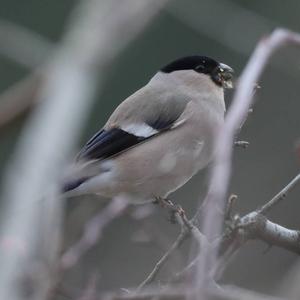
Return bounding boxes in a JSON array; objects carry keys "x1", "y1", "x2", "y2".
[
  {"x1": 224, "y1": 194, "x2": 238, "y2": 221},
  {"x1": 196, "y1": 28, "x2": 300, "y2": 295},
  {"x1": 234, "y1": 140, "x2": 249, "y2": 148},
  {"x1": 257, "y1": 173, "x2": 300, "y2": 215},
  {"x1": 217, "y1": 172, "x2": 300, "y2": 277},
  {"x1": 0, "y1": 0, "x2": 171, "y2": 130},
  {"x1": 238, "y1": 212, "x2": 300, "y2": 254},
  {"x1": 137, "y1": 169, "x2": 300, "y2": 293},
  {"x1": 0, "y1": 0, "x2": 170, "y2": 299},
  {"x1": 136, "y1": 200, "x2": 192, "y2": 291},
  {"x1": 136, "y1": 199, "x2": 210, "y2": 292},
  {"x1": 103, "y1": 284, "x2": 285, "y2": 300},
  {"x1": 136, "y1": 230, "x2": 188, "y2": 292},
  {"x1": 134, "y1": 28, "x2": 300, "y2": 299}
]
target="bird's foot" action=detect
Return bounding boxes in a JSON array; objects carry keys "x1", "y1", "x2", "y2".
[
  {"x1": 153, "y1": 196, "x2": 172, "y2": 207},
  {"x1": 153, "y1": 196, "x2": 185, "y2": 224}
]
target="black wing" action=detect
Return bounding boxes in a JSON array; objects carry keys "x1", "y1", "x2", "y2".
[
  {"x1": 77, "y1": 128, "x2": 147, "y2": 161},
  {"x1": 77, "y1": 95, "x2": 188, "y2": 162},
  {"x1": 76, "y1": 110, "x2": 185, "y2": 162}
]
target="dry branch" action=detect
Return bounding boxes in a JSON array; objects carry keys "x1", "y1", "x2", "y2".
[
  {"x1": 196, "y1": 28, "x2": 300, "y2": 297},
  {"x1": 133, "y1": 29, "x2": 300, "y2": 299},
  {"x1": 258, "y1": 173, "x2": 300, "y2": 215},
  {"x1": 136, "y1": 170, "x2": 300, "y2": 293},
  {"x1": 238, "y1": 212, "x2": 300, "y2": 254},
  {"x1": 136, "y1": 199, "x2": 197, "y2": 292},
  {"x1": 103, "y1": 285, "x2": 285, "y2": 300},
  {"x1": 136, "y1": 230, "x2": 188, "y2": 292},
  {"x1": 0, "y1": 1, "x2": 170, "y2": 300}
]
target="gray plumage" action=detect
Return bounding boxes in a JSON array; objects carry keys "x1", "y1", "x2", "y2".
[{"x1": 62, "y1": 56, "x2": 233, "y2": 203}]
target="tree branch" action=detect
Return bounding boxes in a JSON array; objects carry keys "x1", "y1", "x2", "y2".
[
  {"x1": 238, "y1": 212, "x2": 300, "y2": 254},
  {"x1": 135, "y1": 29, "x2": 300, "y2": 291},
  {"x1": 136, "y1": 230, "x2": 189, "y2": 292},
  {"x1": 136, "y1": 168, "x2": 300, "y2": 292},
  {"x1": 135, "y1": 199, "x2": 207, "y2": 292},
  {"x1": 195, "y1": 28, "x2": 300, "y2": 297},
  {"x1": 257, "y1": 173, "x2": 300, "y2": 215},
  {"x1": 0, "y1": 0, "x2": 170, "y2": 299},
  {"x1": 103, "y1": 284, "x2": 285, "y2": 300}
]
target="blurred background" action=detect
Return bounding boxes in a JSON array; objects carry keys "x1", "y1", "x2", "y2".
[{"x1": 0, "y1": 0, "x2": 299, "y2": 298}]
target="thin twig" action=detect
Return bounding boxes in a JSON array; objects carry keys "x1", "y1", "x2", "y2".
[
  {"x1": 136, "y1": 230, "x2": 189, "y2": 292},
  {"x1": 136, "y1": 166, "x2": 300, "y2": 295},
  {"x1": 171, "y1": 208, "x2": 300, "y2": 285},
  {"x1": 136, "y1": 199, "x2": 193, "y2": 291},
  {"x1": 257, "y1": 173, "x2": 300, "y2": 215},
  {"x1": 216, "y1": 173, "x2": 300, "y2": 277},
  {"x1": 225, "y1": 194, "x2": 237, "y2": 221},
  {"x1": 103, "y1": 284, "x2": 285, "y2": 300},
  {"x1": 234, "y1": 140, "x2": 249, "y2": 148},
  {"x1": 136, "y1": 198, "x2": 211, "y2": 292}
]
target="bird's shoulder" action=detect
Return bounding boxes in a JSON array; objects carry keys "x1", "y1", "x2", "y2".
[
  {"x1": 105, "y1": 80, "x2": 190, "y2": 130},
  {"x1": 76, "y1": 81, "x2": 190, "y2": 162}
]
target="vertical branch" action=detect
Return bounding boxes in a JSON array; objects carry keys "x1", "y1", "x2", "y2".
[
  {"x1": 195, "y1": 28, "x2": 300, "y2": 297},
  {"x1": 0, "y1": 1, "x2": 169, "y2": 300}
]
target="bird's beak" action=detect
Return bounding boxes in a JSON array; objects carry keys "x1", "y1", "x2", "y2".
[{"x1": 218, "y1": 63, "x2": 234, "y2": 89}]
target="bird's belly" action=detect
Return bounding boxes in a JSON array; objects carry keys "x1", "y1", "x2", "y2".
[
  {"x1": 117, "y1": 141, "x2": 212, "y2": 200},
  {"x1": 89, "y1": 118, "x2": 217, "y2": 201},
  {"x1": 156, "y1": 147, "x2": 210, "y2": 196}
]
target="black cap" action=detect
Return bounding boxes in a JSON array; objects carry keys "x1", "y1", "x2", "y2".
[{"x1": 161, "y1": 55, "x2": 220, "y2": 75}]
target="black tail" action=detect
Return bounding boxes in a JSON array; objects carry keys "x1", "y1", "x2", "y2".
[{"x1": 62, "y1": 177, "x2": 89, "y2": 193}]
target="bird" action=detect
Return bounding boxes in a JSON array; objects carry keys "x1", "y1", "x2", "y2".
[{"x1": 62, "y1": 55, "x2": 234, "y2": 203}]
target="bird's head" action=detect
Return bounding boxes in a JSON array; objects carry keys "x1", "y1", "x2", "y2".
[{"x1": 160, "y1": 55, "x2": 234, "y2": 89}]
